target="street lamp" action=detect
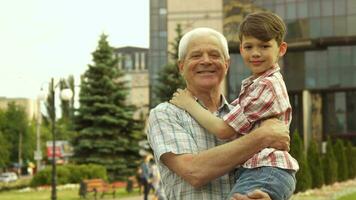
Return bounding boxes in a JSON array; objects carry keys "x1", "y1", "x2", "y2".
[{"x1": 47, "y1": 78, "x2": 73, "y2": 200}]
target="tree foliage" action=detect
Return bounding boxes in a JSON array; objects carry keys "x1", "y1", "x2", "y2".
[
  {"x1": 307, "y1": 139, "x2": 324, "y2": 188},
  {"x1": 346, "y1": 141, "x2": 356, "y2": 179},
  {"x1": 153, "y1": 24, "x2": 185, "y2": 105},
  {"x1": 323, "y1": 137, "x2": 338, "y2": 185},
  {"x1": 0, "y1": 103, "x2": 35, "y2": 168},
  {"x1": 290, "y1": 129, "x2": 312, "y2": 192},
  {"x1": 72, "y1": 34, "x2": 144, "y2": 181},
  {"x1": 334, "y1": 139, "x2": 348, "y2": 181}
]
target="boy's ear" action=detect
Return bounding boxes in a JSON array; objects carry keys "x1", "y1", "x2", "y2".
[{"x1": 279, "y1": 42, "x2": 288, "y2": 57}]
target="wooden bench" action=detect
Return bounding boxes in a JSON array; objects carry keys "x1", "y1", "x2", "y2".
[{"x1": 79, "y1": 179, "x2": 117, "y2": 200}]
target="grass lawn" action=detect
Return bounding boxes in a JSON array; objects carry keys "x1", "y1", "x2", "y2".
[
  {"x1": 338, "y1": 192, "x2": 356, "y2": 200},
  {"x1": 0, "y1": 186, "x2": 140, "y2": 200}
]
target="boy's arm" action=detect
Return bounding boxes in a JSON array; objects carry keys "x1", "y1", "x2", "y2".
[{"x1": 170, "y1": 89, "x2": 236, "y2": 139}]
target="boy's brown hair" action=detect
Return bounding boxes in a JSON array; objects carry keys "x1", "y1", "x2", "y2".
[{"x1": 238, "y1": 11, "x2": 286, "y2": 45}]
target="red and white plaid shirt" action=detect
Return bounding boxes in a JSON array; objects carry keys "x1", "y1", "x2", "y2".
[{"x1": 223, "y1": 65, "x2": 299, "y2": 171}]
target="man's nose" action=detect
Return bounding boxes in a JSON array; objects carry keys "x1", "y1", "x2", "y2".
[{"x1": 200, "y1": 53, "x2": 212, "y2": 64}]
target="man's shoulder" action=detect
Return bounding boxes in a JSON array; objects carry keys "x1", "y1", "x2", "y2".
[{"x1": 149, "y1": 102, "x2": 183, "y2": 118}]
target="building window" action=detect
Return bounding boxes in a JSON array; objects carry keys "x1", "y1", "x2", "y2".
[
  {"x1": 124, "y1": 55, "x2": 133, "y2": 71},
  {"x1": 141, "y1": 52, "x2": 146, "y2": 70},
  {"x1": 135, "y1": 52, "x2": 140, "y2": 71}
]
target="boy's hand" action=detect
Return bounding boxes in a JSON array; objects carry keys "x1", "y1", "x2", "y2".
[
  {"x1": 230, "y1": 190, "x2": 271, "y2": 200},
  {"x1": 170, "y1": 89, "x2": 195, "y2": 110}
]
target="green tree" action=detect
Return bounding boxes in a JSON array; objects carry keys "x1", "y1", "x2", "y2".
[
  {"x1": 290, "y1": 130, "x2": 312, "y2": 192},
  {"x1": 1, "y1": 102, "x2": 35, "y2": 167},
  {"x1": 307, "y1": 139, "x2": 324, "y2": 188},
  {"x1": 72, "y1": 34, "x2": 144, "y2": 181},
  {"x1": 0, "y1": 110, "x2": 10, "y2": 168},
  {"x1": 323, "y1": 137, "x2": 338, "y2": 185},
  {"x1": 153, "y1": 24, "x2": 185, "y2": 105},
  {"x1": 346, "y1": 141, "x2": 356, "y2": 179},
  {"x1": 334, "y1": 139, "x2": 348, "y2": 181}
]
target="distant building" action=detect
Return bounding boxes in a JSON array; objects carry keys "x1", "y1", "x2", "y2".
[
  {"x1": 0, "y1": 97, "x2": 40, "y2": 120},
  {"x1": 114, "y1": 46, "x2": 149, "y2": 120}
]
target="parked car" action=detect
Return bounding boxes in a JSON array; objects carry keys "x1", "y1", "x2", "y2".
[{"x1": 0, "y1": 172, "x2": 18, "y2": 183}]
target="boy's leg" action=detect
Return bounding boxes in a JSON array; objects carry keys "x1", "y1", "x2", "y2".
[{"x1": 228, "y1": 167, "x2": 296, "y2": 200}]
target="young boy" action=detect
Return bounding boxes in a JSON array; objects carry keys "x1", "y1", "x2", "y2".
[{"x1": 170, "y1": 11, "x2": 298, "y2": 200}]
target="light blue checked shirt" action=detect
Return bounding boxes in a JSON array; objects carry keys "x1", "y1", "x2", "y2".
[{"x1": 147, "y1": 96, "x2": 235, "y2": 200}]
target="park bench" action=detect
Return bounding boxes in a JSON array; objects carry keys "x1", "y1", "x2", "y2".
[{"x1": 79, "y1": 178, "x2": 118, "y2": 200}]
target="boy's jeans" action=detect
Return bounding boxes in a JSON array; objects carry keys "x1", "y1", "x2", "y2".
[{"x1": 228, "y1": 166, "x2": 296, "y2": 200}]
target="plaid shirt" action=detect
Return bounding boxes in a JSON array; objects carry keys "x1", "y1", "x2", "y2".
[
  {"x1": 147, "y1": 98, "x2": 235, "y2": 200},
  {"x1": 223, "y1": 66, "x2": 299, "y2": 171}
]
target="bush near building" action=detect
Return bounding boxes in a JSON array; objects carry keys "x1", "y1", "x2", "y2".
[
  {"x1": 290, "y1": 130, "x2": 312, "y2": 192},
  {"x1": 334, "y1": 139, "x2": 349, "y2": 182},
  {"x1": 346, "y1": 141, "x2": 356, "y2": 179},
  {"x1": 323, "y1": 137, "x2": 338, "y2": 185},
  {"x1": 307, "y1": 140, "x2": 324, "y2": 188}
]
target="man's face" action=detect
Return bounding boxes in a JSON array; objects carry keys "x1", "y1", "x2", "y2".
[
  {"x1": 240, "y1": 35, "x2": 287, "y2": 77},
  {"x1": 178, "y1": 35, "x2": 229, "y2": 92}
]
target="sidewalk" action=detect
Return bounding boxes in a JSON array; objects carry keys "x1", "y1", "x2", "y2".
[{"x1": 119, "y1": 194, "x2": 154, "y2": 200}]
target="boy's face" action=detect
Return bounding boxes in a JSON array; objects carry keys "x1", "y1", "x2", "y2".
[{"x1": 240, "y1": 35, "x2": 287, "y2": 77}]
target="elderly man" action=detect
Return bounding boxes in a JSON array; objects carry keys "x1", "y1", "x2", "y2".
[{"x1": 147, "y1": 27, "x2": 290, "y2": 200}]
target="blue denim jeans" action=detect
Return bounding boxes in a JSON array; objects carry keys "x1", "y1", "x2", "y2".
[{"x1": 228, "y1": 167, "x2": 296, "y2": 200}]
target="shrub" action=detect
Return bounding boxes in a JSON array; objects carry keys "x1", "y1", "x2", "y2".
[
  {"x1": 307, "y1": 139, "x2": 324, "y2": 188},
  {"x1": 30, "y1": 164, "x2": 108, "y2": 187},
  {"x1": 323, "y1": 137, "x2": 338, "y2": 185},
  {"x1": 290, "y1": 130, "x2": 312, "y2": 192},
  {"x1": 334, "y1": 139, "x2": 348, "y2": 181},
  {"x1": 346, "y1": 141, "x2": 356, "y2": 179}
]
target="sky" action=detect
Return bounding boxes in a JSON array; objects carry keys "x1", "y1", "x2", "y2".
[{"x1": 0, "y1": 0, "x2": 149, "y2": 99}]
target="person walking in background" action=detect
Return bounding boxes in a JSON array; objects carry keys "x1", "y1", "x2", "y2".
[
  {"x1": 170, "y1": 11, "x2": 298, "y2": 200},
  {"x1": 147, "y1": 26, "x2": 291, "y2": 200},
  {"x1": 140, "y1": 154, "x2": 153, "y2": 200}
]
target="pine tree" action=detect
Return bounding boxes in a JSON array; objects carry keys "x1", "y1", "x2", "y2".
[
  {"x1": 334, "y1": 139, "x2": 348, "y2": 181},
  {"x1": 290, "y1": 130, "x2": 312, "y2": 192},
  {"x1": 307, "y1": 139, "x2": 324, "y2": 188},
  {"x1": 153, "y1": 24, "x2": 185, "y2": 105},
  {"x1": 323, "y1": 137, "x2": 338, "y2": 185},
  {"x1": 346, "y1": 141, "x2": 356, "y2": 179},
  {"x1": 72, "y1": 34, "x2": 144, "y2": 181}
]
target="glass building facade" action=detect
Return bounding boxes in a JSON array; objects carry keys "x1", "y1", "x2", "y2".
[
  {"x1": 149, "y1": 0, "x2": 168, "y2": 107},
  {"x1": 225, "y1": 0, "x2": 356, "y2": 143}
]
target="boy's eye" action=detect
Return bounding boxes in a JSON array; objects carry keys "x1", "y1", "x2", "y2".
[
  {"x1": 262, "y1": 45, "x2": 271, "y2": 49},
  {"x1": 243, "y1": 46, "x2": 252, "y2": 50}
]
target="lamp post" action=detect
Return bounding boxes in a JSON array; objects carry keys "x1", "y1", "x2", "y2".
[{"x1": 47, "y1": 78, "x2": 73, "y2": 200}]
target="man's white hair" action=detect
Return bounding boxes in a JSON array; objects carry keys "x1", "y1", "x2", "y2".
[{"x1": 178, "y1": 27, "x2": 230, "y2": 61}]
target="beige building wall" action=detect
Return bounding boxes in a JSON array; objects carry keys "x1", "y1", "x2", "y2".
[
  {"x1": 167, "y1": 0, "x2": 227, "y2": 94},
  {"x1": 0, "y1": 97, "x2": 39, "y2": 120},
  {"x1": 124, "y1": 72, "x2": 149, "y2": 120}
]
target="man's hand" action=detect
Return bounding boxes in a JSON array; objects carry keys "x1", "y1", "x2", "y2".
[
  {"x1": 260, "y1": 118, "x2": 290, "y2": 151},
  {"x1": 230, "y1": 190, "x2": 271, "y2": 200},
  {"x1": 170, "y1": 88, "x2": 195, "y2": 110}
]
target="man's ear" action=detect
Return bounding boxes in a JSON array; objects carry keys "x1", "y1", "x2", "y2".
[
  {"x1": 225, "y1": 59, "x2": 231, "y2": 75},
  {"x1": 178, "y1": 60, "x2": 184, "y2": 74},
  {"x1": 279, "y1": 42, "x2": 288, "y2": 57}
]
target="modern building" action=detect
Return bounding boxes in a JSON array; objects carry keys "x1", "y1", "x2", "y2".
[
  {"x1": 149, "y1": 0, "x2": 225, "y2": 107},
  {"x1": 114, "y1": 46, "x2": 149, "y2": 120},
  {"x1": 0, "y1": 97, "x2": 40, "y2": 120},
  {"x1": 149, "y1": 0, "x2": 356, "y2": 145}
]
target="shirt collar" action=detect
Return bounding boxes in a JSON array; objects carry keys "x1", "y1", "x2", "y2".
[
  {"x1": 242, "y1": 64, "x2": 280, "y2": 87},
  {"x1": 195, "y1": 94, "x2": 230, "y2": 112}
]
